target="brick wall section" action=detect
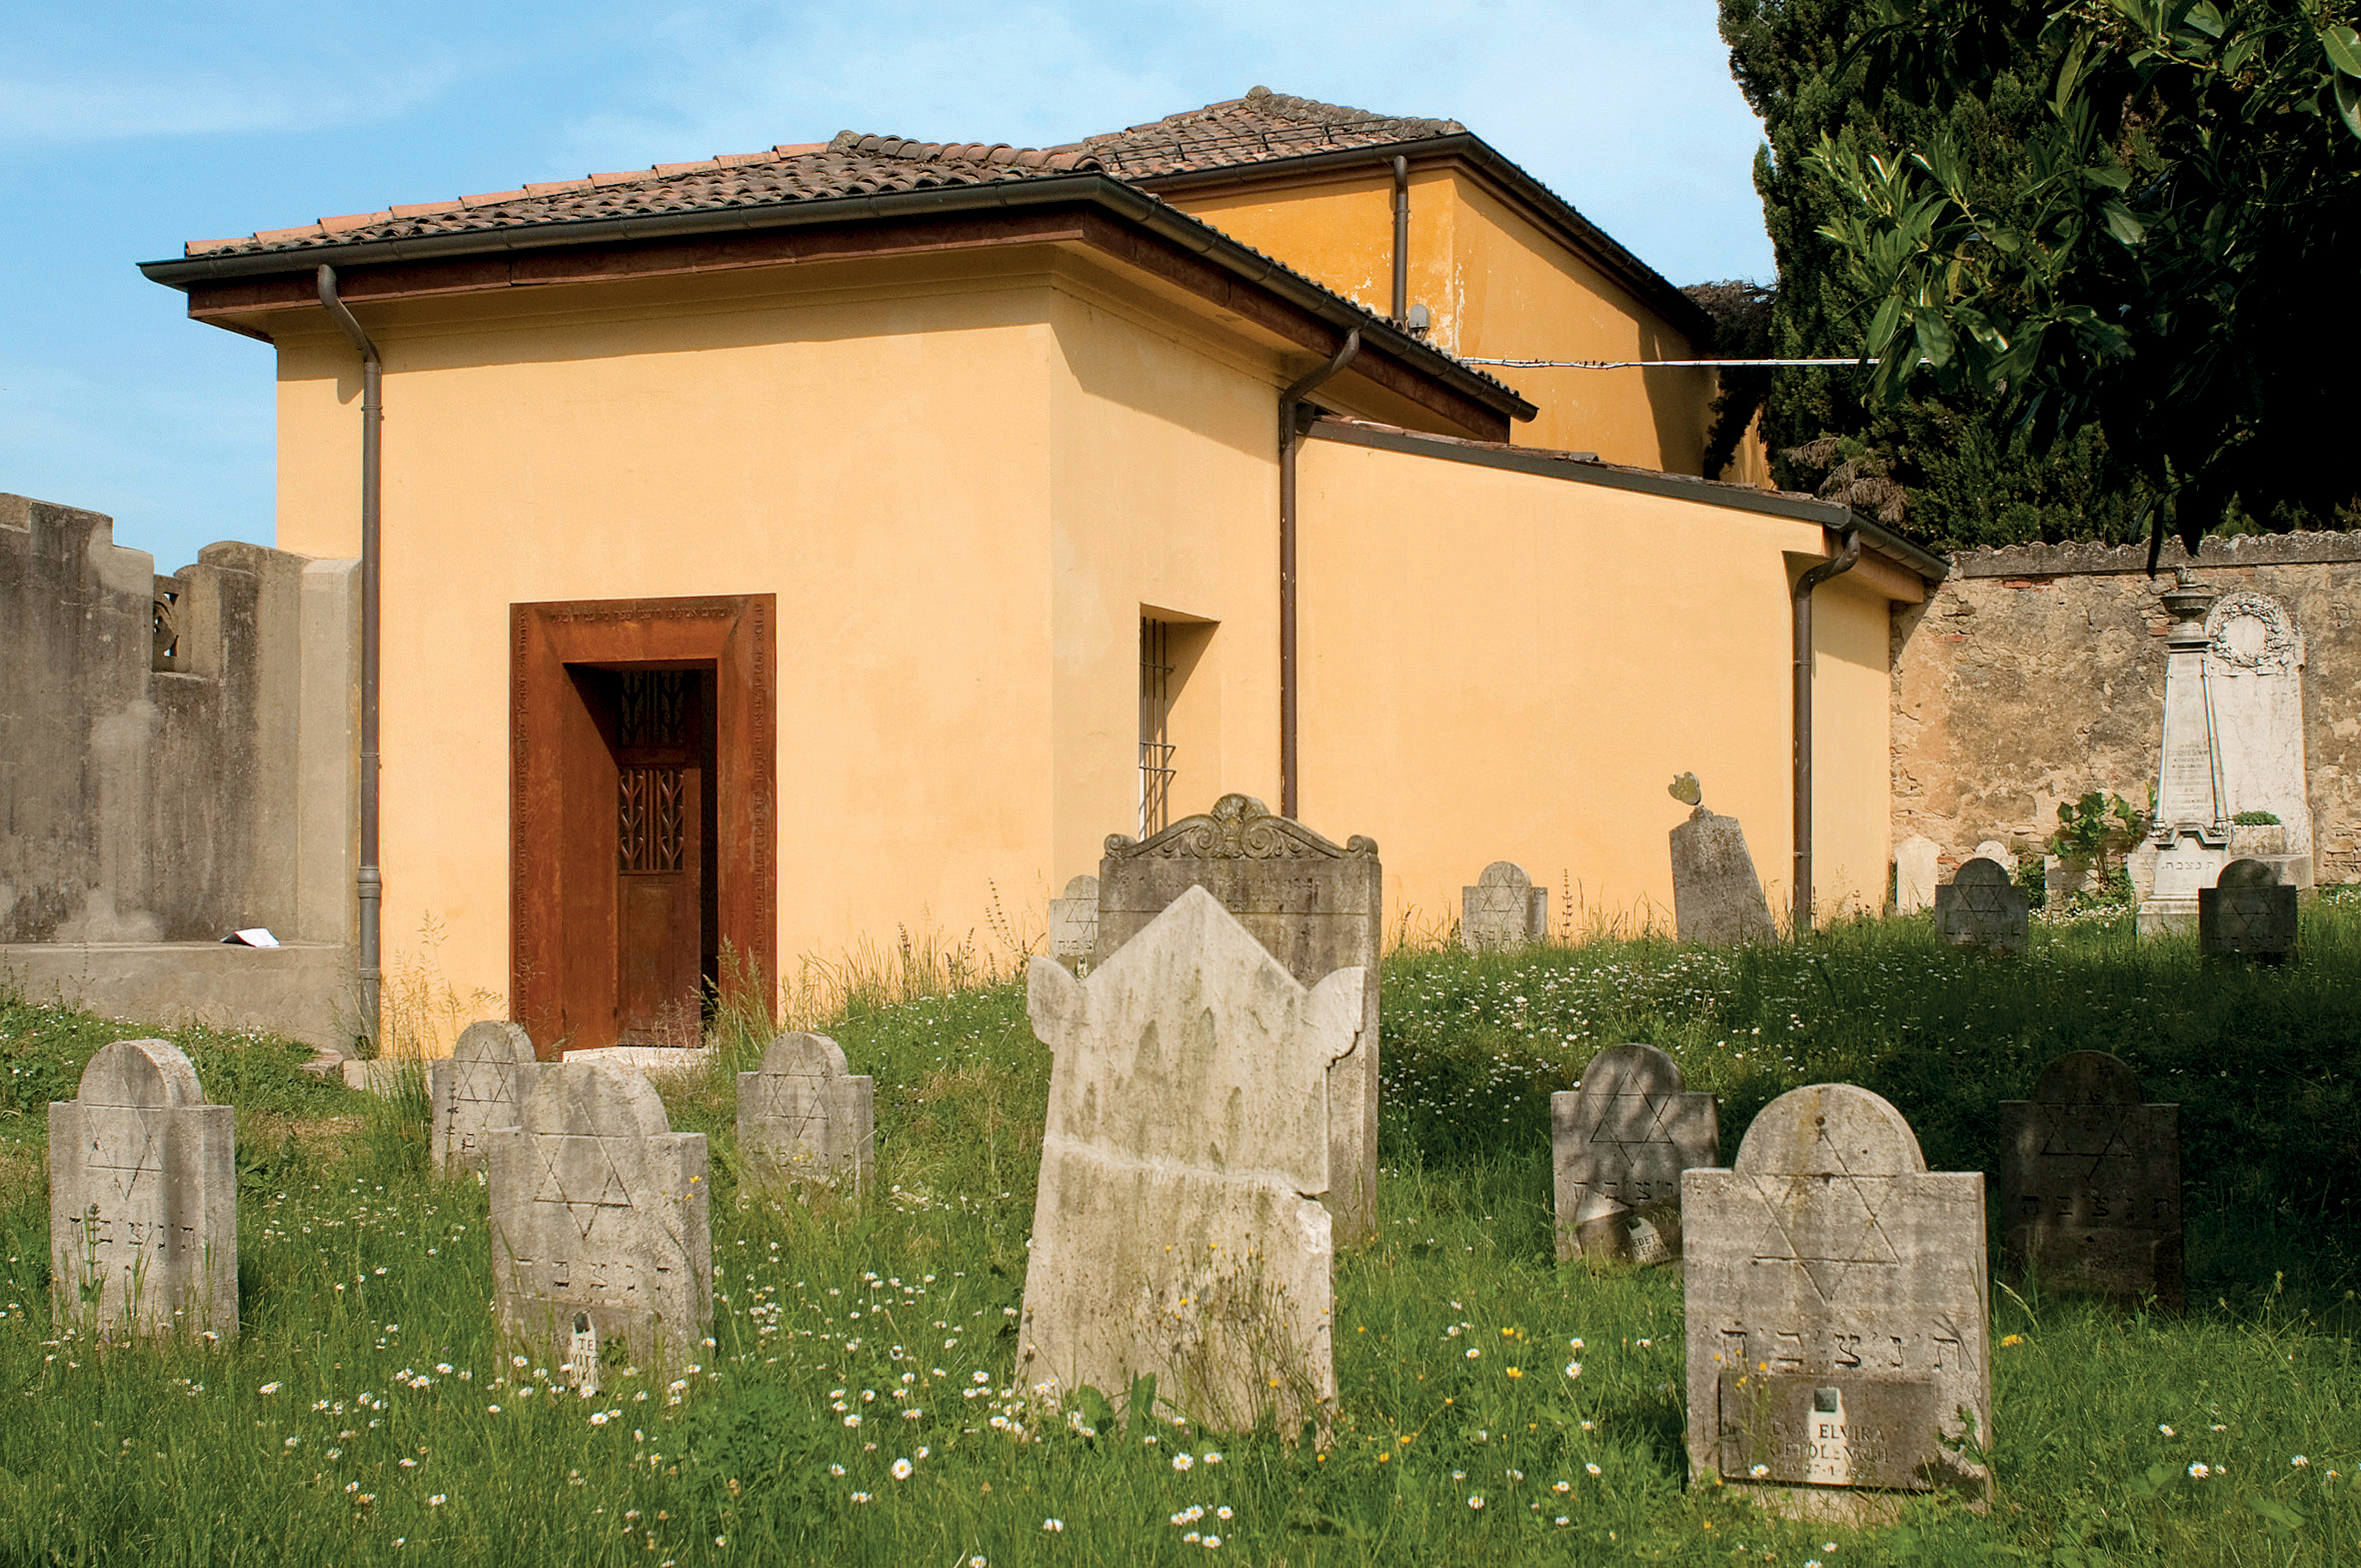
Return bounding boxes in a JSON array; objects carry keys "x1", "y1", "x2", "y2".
[{"x1": 1892, "y1": 532, "x2": 2361, "y2": 883}]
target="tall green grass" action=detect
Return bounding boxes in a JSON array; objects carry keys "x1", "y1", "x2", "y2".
[{"x1": 2, "y1": 909, "x2": 2358, "y2": 1565}]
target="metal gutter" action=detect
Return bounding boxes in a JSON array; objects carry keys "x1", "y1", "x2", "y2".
[
  {"x1": 1277, "y1": 329, "x2": 1362, "y2": 820},
  {"x1": 1389, "y1": 156, "x2": 1409, "y2": 324},
  {"x1": 1790, "y1": 530, "x2": 1861, "y2": 936}
]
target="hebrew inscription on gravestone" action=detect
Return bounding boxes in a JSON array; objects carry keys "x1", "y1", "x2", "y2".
[
  {"x1": 485, "y1": 1063, "x2": 712, "y2": 1387},
  {"x1": 1019, "y1": 886, "x2": 1364, "y2": 1433},
  {"x1": 1685, "y1": 1084, "x2": 1991, "y2": 1514},
  {"x1": 1462, "y1": 860, "x2": 1548, "y2": 952},
  {"x1": 1048, "y1": 874, "x2": 1101, "y2": 963},
  {"x1": 1096, "y1": 792, "x2": 1380, "y2": 1249},
  {"x1": 737, "y1": 1031, "x2": 875, "y2": 1192},
  {"x1": 430, "y1": 1020, "x2": 543, "y2": 1177},
  {"x1": 1934, "y1": 857, "x2": 2027, "y2": 953},
  {"x1": 2000, "y1": 1051, "x2": 2182, "y2": 1311},
  {"x1": 1551, "y1": 1043, "x2": 1717, "y2": 1266},
  {"x1": 2198, "y1": 857, "x2": 2298, "y2": 961},
  {"x1": 49, "y1": 1038, "x2": 237, "y2": 1341}
]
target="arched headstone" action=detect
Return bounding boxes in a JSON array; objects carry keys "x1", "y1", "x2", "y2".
[
  {"x1": 1934, "y1": 857, "x2": 2028, "y2": 952},
  {"x1": 1048, "y1": 873, "x2": 1100, "y2": 963},
  {"x1": 1999, "y1": 1052, "x2": 2181, "y2": 1310},
  {"x1": 736, "y1": 1031, "x2": 874, "y2": 1192},
  {"x1": 1551, "y1": 1043, "x2": 1717, "y2": 1265},
  {"x1": 1684, "y1": 1085, "x2": 1990, "y2": 1512},
  {"x1": 2198, "y1": 857, "x2": 2297, "y2": 960},
  {"x1": 429, "y1": 1020, "x2": 543, "y2": 1176},
  {"x1": 49, "y1": 1038, "x2": 236, "y2": 1341},
  {"x1": 1462, "y1": 860, "x2": 1548, "y2": 952},
  {"x1": 1019, "y1": 886, "x2": 1364, "y2": 1432}
]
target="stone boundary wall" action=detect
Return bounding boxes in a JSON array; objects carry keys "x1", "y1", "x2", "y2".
[
  {"x1": 1892, "y1": 531, "x2": 2361, "y2": 885},
  {"x1": 0, "y1": 493, "x2": 359, "y2": 1044}
]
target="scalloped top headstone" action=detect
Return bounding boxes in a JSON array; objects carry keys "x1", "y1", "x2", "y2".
[
  {"x1": 736, "y1": 1031, "x2": 874, "y2": 1192},
  {"x1": 484, "y1": 1063, "x2": 712, "y2": 1387},
  {"x1": 1683, "y1": 1084, "x2": 1990, "y2": 1512},
  {"x1": 430, "y1": 1020, "x2": 544, "y2": 1176},
  {"x1": 1462, "y1": 860, "x2": 1548, "y2": 952},
  {"x1": 49, "y1": 1038, "x2": 237, "y2": 1340},
  {"x1": 1018, "y1": 886, "x2": 1365, "y2": 1432},
  {"x1": 1049, "y1": 873, "x2": 1101, "y2": 962},
  {"x1": 1999, "y1": 1051, "x2": 2181, "y2": 1310},
  {"x1": 1934, "y1": 856, "x2": 2027, "y2": 952},
  {"x1": 1097, "y1": 793, "x2": 1380, "y2": 1249},
  {"x1": 1551, "y1": 1043, "x2": 1717, "y2": 1266}
]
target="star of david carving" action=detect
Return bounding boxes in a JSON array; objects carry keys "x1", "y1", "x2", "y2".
[
  {"x1": 1744, "y1": 1129, "x2": 1904, "y2": 1303},
  {"x1": 1956, "y1": 882, "x2": 2006, "y2": 916},
  {"x1": 453, "y1": 1058, "x2": 516, "y2": 1108},
  {"x1": 760, "y1": 1075, "x2": 825, "y2": 1128},
  {"x1": 88, "y1": 1124, "x2": 162, "y2": 1207},
  {"x1": 1582, "y1": 1093, "x2": 1684, "y2": 1158},
  {"x1": 2034, "y1": 1101, "x2": 2134, "y2": 1182},
  {"x1": 531, "y1": 1136, "x2": 635, "y2": 1241}
]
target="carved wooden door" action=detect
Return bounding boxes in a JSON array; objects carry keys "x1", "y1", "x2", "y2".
[{"x1": 607, "y1": 669, "x2": 715, "y2": 1044}]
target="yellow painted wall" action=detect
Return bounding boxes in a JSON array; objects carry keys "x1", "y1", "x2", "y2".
[
  {"x1": 1808, "y1": 574, "x2": 1895, "y2": 921},
  {"x1": 1294, "y1": 437, "x2": 1893, "y2": 938}
]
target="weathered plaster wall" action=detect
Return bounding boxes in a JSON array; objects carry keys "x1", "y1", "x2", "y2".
[{"x1": 1892, "y1": 533, "x2": 2361, "y2": 882}]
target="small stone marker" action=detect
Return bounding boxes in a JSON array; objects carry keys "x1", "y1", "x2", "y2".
[
  {"x1": 1461, "y1": 860, "x2": 1548, "y2": 952},
  {"x1": 1019, "y1": 885, "x2": 1364, "y2": 1432},
  {"x1": 1892, "y1": 835, "x2": 1939, "y2": 915},
  {"x1": 2198, "y1": 857, "x2": 2297, "y2": 961},
  {"x1": 1048, "y1": 874, "x2": 1100, "y2": 962},
  {"x1": 1668, "y1": 779, "x2": 1774, "y2": 943},
  {"x1": 1684, "y1": 1084, "x2": 1991, "y2": 1513},
  {"x1": 1551, "y1": 1043, "x2": 1717, "y2": 1266},
  {"x1": 1933, "y1": 857, "x2": 2028, "y2": 952},
  {"x1": 736, "y1": 1031, "x2": 875, "y2": 1192},
  {"x1": 429, "y1": 1020, "x2": 543, "y2": 1176},
  {"x1": 485, "y1": 1063, "x2": 712, "y2": 1387},
  {"x1": 1972, "y1": 840, "x2": 2013, "y2": 872},
  {"x1": 1096, "y1": 792, "x2": 1381, "y2": 1249},
  {"x1": 49, "y1": 1038, "x2": 236, "y2": 1340},
  {"x1": 1999, "y1": 1052, "x2": 2182, "y2": 1311}
]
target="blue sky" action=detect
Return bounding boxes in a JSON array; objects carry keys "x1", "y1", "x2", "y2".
[{"x1": 1, "y1": 1, "x2": 1774, "y2": 572}]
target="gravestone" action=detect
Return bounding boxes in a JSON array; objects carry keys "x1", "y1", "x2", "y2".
[
  {"x1": 1019, "y1": 886, "x2": 1363, "y2": 1433},
  {"x1": 736, "y1": 1031, "x2": 875, "y2": 1192},
  {"x1": 1048, "y1": 874, "x2": 1100, "y2": 963},
  {"x1": 2138, "y1": 572, "x2": 2230, "y2": 935},
  {"x1": 1551, "y1": 1043, "x2": 1717, "y2": 1266},
  {"x1": 485, "y1": 1062, "x2": 712, "y2": 1387},
  {"x1": 1669, "y1": 807, "x2": 1774, "y2": 943},
  {"x1": 2204, "y1": 592, "x2": 2313, "y2": 884},
  {"x1": 1096, "y1": 792, "x2": 1380, "y2": 1248},
  {"x1": 1892, "y1": 835, "x2": 1940, "y2": 916},
  {"x1": 1933, "y1": 857, "x2": 2027, "y2": 952},
  {"x1": 1999, "y1": 1052, "x2": 2182, "y2": 1310},
  {"x1": 49, "y1": 1038, "x2": 237, "y2": 1340},
  {"x1": 429, "y1": 1020, "x2": 544, "y2": 1177},
  {"x1": 1461, "y1": 860, "x2": 1548, "y2": 952},
  {"x1": 1971, "y1": 840, "x2": 2013, "y2": 873},
  {"x1": 2198, "y1": 857, "x2": 2298, "y2": 962},
  {"x1": 1684, "y1": 1084, "x2": 1990, "y2": 1514}
]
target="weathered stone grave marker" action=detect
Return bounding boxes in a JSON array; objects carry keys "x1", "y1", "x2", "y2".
[
  {"x1": 1892, "y1": 835, "x2": 1939, "y2": 916},
  {"x1": 1668, "y1": 776, "x2": 1773, "y2": 943},
  {"x1": 1933, "y1": 857, "x2": 2027, "y2": 952},
  {"x1": 49, "y1": 1038, "x2": 237, "y2": 1340},
  {"x1": 1048, "y1": 873, "x2": 1099, "y2": 963},
  {"x1": 485, "y1": 1063, "x2": 712, "y2": 1387},
  {"x1": 1684, "y1": 1084, "x2": 1991, "y2": 1514},
  {"x1": 1461, "y1": 860, "x2": 1548, "y2": 952},
  {"x1": 2198, "y1": 857, "x2": 2298, "y2": 962},
  {"x1": 1021, "y1": 885, "x2": 1363, "y2": 1432},
  {"x1": 430, "y1": 1020, "x2": 543, "y2": 1176},
  {"x1": 2000, "y1": 1051, "x2": 2182, "y2": 1311},
  {"x1": 1096, "y1": 792, "x2": 1380, "y2": 1248},
  {"x1": 736, "y1": 1031, "x2": 874, "y2": 1192},
  {"x1": 1551, "y1": 1043, "x2": 1717, "y2": 1266}
]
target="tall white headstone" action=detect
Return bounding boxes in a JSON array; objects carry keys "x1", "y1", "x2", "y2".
[
  {"x1": 2203, "y1": 590, "x2": 2312, "y2": 883},
  {"x1": 1892, "y1": 835, "x2": 1940, "y2": 915}
]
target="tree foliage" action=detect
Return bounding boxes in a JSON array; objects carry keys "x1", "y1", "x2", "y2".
[{"x1": 1814, "y1": 0, "x2": 2361, "y2": 562}]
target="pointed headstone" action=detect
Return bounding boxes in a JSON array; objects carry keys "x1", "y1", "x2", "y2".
[
  {"x1": 1684, "y1": 1084, "x2": 1990, "y2": 1514},
  {"x1": 1461, "y1": 860, "x2": 1549, "y2": 952},
  {"x1": 1669, "y1": 802, "x2": 1774, "y2": 943},
  {"x1": 1551, "y1": 1043, "x2": 1717, "y2": 1265},
  {"x1": 430, "y1": 1020, "x2": 545, "y2": 1176},
  {"x1": 2198, "y1": 857, "x2": 2297, "y2": 961},
  {"x1": 1096, "y1": 793, "x2": 1381, "y2": 1248},
  {"x1": 1933, "y1": 857, "x2": 2028, "y2": 952},
  {"x1": 737, "y1": 1031, "x2": 875, "y2": 1192},
  {"x1": 1019, "y1": 886, "x2": 1364, "y2": 1433},
  {"x1": 1999, "y1": 1052, "x2": 2181, "y2": 1311},
  {"x1": 49, "y1": 1038, "x2": 237, "y2": 1341},
  {"x1": 485, "y1": 1063, "x2": 712, "y2": 1387}
]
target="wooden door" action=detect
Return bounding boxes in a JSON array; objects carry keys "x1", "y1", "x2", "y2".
[{"x1": 608, "y1": 670, "x2": 716, "y2": 1043}]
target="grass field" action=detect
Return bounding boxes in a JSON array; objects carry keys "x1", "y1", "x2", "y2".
[{"x1": 2, "y1": 907, "x2": 2358, "y2": 1566}]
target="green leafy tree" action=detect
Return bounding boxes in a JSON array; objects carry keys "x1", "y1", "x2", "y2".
[{"x1": 1815, "y1": 0, "x2": 2361, "y2": 564}]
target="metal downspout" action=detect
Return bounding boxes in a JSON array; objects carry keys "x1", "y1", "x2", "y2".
[
  {"x1": 1790, "y1": 527, "x2": 1860, "y2": 935},
  {"x1": 1390, "y1": 157, "x2": 1409, "y2": 324},
  {"x1": 1277, "y1": 328, "x2": 1362, "y2": 820},
  {"x1": 316, "y1": 265, "x2": 382, "y2": 1042}
]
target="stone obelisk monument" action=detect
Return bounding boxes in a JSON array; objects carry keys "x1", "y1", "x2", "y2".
[{"x1": 2136, "y1": 570, "x2": 2229, "y2": 935}]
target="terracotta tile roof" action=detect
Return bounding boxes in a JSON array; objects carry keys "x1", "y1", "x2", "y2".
[
  {"x1": 1059, "y1": 86, "x2": 1464, "y2": 179},
  {"x1": 182, "y1": 133, "x2": 1104, "y2": 259}
]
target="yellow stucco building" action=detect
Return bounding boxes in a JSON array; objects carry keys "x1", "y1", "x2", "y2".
[{"x1": 144, "y1": 89, "x2": 1935, "y2": 1054}]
